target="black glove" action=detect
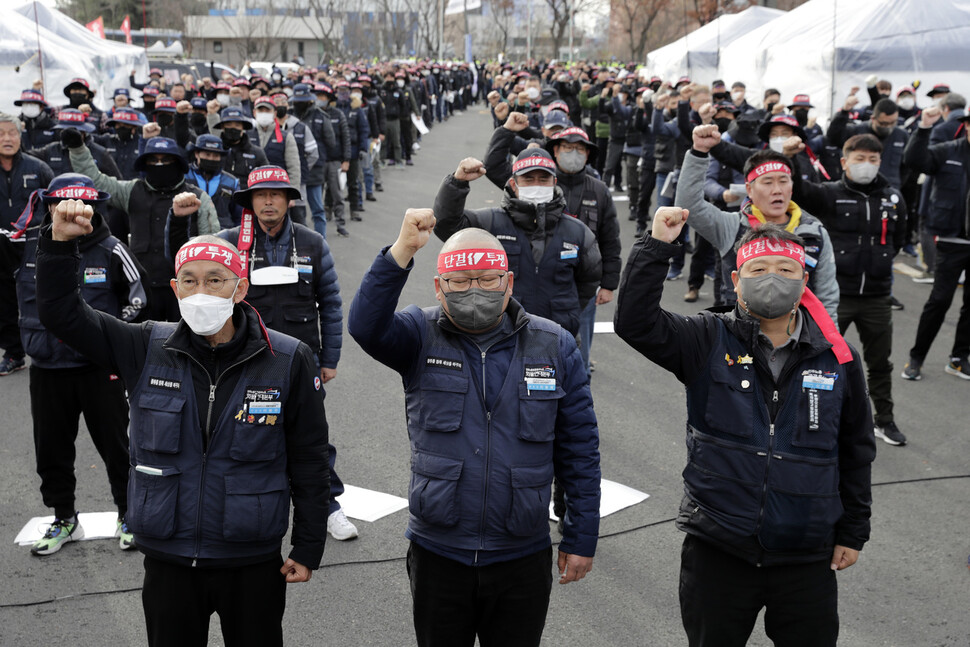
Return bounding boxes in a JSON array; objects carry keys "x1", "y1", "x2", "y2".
[{"x1": 59, "y1": 127, "x2": 84, "y2": 149}]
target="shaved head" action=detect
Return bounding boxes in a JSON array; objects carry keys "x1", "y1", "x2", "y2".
[{"x1": 440, "y1": 228, "x2": 504, "y2": 256}]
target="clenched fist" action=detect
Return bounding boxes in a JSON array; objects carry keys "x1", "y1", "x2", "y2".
[
  {"x1": 142, "y1": 122, "x2": 161, "y2": 139},
  {"x1": 389, "y1": 208, "x2": 437, "y2": 268},
  {"x1": 51, "y1": 199, "x2": 95, "y2": 242},
  {"x1": 651, "y1": 207, "x2": 689, "y2": 244},
  {"x1": 692, "y1": 124, "x2": 721, "y2": 153},
  {"x1": 172, "y1": 192, "x2": 202, "y2": 217},
  {"x1": 455, "y1": 157, "x2": 486, "y2": 183},
  {"x1": 504, "y1": 112, "x2": 530, "y2": 132}
]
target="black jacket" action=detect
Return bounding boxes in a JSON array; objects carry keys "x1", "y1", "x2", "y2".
[
  {"x1": 0, "y1": 152, "x2": 54, "y2": 230},
  {"x1": 792, "y1": 172, "x2": 906, "y2": 297},
  {"x1": 903, "y1": 125, "x2": 970, "y2": 239}
]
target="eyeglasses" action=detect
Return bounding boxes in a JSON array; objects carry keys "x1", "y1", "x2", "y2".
[
  {"x1": 176, "y1": 276, "x2": 240, "y2": 293},
  {"x1": 439, "y1": 274, "x2": 507, "y2": 292}
]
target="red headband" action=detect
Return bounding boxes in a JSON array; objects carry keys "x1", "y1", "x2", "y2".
[
  {"x1": 736, "y1": 238, "x2": 805, "y2": 269},
  {"x1": 746, "y1": 161, "x2": 791, "y2": 183},
  {"x1": 437, "y1": 248, "x2": 509, "y2": 275},
  {"x1": 175, "y1": 243, "x2": 245, "y2": 277},
  {"x1": 512, "y1": 156, "x2": 557, "y2": 174},
  {"x1": 49, "y1": 186, "x2": 100, "y2": 201}
]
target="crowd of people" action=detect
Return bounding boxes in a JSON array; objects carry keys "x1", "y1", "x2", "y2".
[{"x1": 0, "y1": 54, "x2": 966, "y2": 647}]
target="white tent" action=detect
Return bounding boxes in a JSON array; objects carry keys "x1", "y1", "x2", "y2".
[
  {"x1": 717, "y1": 0, "x2": 970, "y2": 125},
  {"x1": 3, "y1": 2, "x2": 147, "y2": 113},
  {"x1": 645, "y1": 6, "x2": 784, "y2": 85}
]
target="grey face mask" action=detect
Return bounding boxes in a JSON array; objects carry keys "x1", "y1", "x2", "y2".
[
  {"x1": 847, "y1": 162, "x2": 879, "y2": 185},
  {"x1": 442, "y1": 288, "x2": 506, "y2": 332},
  {"x1": 739, "y1": 273, "x2": 803, "y2": 319},
  {"x1": 557, "y1": 149, "x2": 587, "y2": 174}
]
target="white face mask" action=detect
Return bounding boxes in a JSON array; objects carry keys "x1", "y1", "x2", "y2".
[
  {"x1": 898, "y1": 97, "x2": 915, "y2": 111},
  {"x1": 178, "y1": 286, "x2": 237, "y2": 336},
  {"x1": 22, "y1": 104, "x2": 42, "y2": 119},
  {"x1": 396, "y1": 79, "x2": 405, "y2": 88},
  {"x1": 525, "y1": 86, "x2": 540, "y2": 100},
  {"x1": 517, "y1": 184, "x2": 555, "y2": 205},
  {"x1": 216, "y1": 94, "x2": 230, "y2": 106},
  {"x1": 769, "y1": 137, "x2": 788, "y2": 153},
  {"x1": 731, "y1": 90, "x2": 744, "y2": 102},
  {"x1": 283, "y1": 88, "x2": 293, "y2": 97},
  {"x1": 255, "y1": 111, "x2": 275, "y2": 127},
  {"x1": 847, "y1": 161, "x2": 879, "y2": 184}
]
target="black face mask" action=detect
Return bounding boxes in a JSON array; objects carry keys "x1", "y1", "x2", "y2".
[
  {"x1": 221, "y1": 129, "x2": 244, "y2": 147},
  {"x1": 190, "y1": 113, "x2": 207, "y2": 129},
  {"x1": 275, "y1": 105, "x2": 288, "y2": 119},
  {"x1": 765, "y1": 101, "x2": 777, "y2": 115},
  {"x1": 793, "y1": 109, "x2": 809, "y2": 126},
  {"x1": 156, "y1": 113, "x2": 174, "y2": 128},
  {"x1": 713, "y1": 92, "x2": 729, "y2": 102},
  {"x1": 292, "y1": 101, "x2": 310, "y2": 116},
  {"x1": 69, "y1": 92, "x2": 88, "y2": 108},
  {"x1": 145, "y1": 163, "x2": 182, "y2": 189},
  {"x1": 142, "y1": 100, "x2": 156, "y2": 112},
  {"x1": 198, "y1": 158, "x2": 223, "y2": 175},
  {"x1": 116, "y1": 127, "x2": 135, "y2": 142},
  {"x1": 714, "y1": 117, "x2": 733, "y2": 134}
]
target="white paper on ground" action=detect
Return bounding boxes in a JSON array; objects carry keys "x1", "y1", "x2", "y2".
[
  {"x1": 549, "y1": 478, "x2": 650, "y2": 521},
  {"x1": 593, "y1": 321, "x2": 614, "y2": 334},
  {"x1": 336, "y1": 484, "x2": 408, "y2": 523},
  {"x1": 15, "y1": 511, "x2": 119, "y2": 546}
]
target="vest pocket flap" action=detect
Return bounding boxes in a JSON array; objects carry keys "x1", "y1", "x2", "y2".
[
  {"x1": 510, "y1": 463, "x2": 554, "y2": 488},
  {"x1": 411, "y1": 450, "x2": 463, "y2": 481},
  {"x1": 225, "y1": 472, "x2": 289, "y2": 495},
  {"x1": 139, "y1": 391, "x2": 186, "y2": 412},
  {"x1": 127, "y1": 465, "x2": 180, "y2": 539},
  {"x1": 283, "y1": 309, "x2": 316, "y2": 324},
  {"x1": 421, "y1": 371, "x2": 469, "y2": 393}
]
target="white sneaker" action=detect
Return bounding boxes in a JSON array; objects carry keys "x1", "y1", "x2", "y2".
[{"x1": 327, "y1": 509, "x2": 359, "y2": 541}]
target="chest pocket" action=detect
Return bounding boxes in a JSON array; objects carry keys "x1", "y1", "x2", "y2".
[
  {"x1": 499, "y1": 240, "x2": 524, "y2": 276},
  {"x1": 517, "y1": 379, "x2": 564, "y2": 442},
  {"x1": 703, "y1": 360, "x2": 755, "y2": 439},
  {"x1": 137, "y1": 391, "x2": 185, "y2": 454},
  {"x1": 792, "y1": 372, "x2": 843, "y2": 451},
  {"x1": 415, "y1": 371, "x2": 468, "y2": 432}
]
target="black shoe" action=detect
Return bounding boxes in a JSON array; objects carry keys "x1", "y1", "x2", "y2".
[
  {"x1": 336, "y1": 225, "x2": 349, "y2": 237},
  {"x1": 635, "y1": 225, "x2": 645, "y2": 238},
  {"x1": 405, "y1": 159, "x2": 414, "y2": 166},
  {"x1": 890, "y1": 296, "x2": 904, "y2": 311},
  {"x1": 628, "y1": 211, "x2": 637, "y2": 221},
  {"x1": 366, "y1": 193, "x2": 377, "y2": 202},
  {"x1": 901, "y1": 359, "x2": 922, "y2": 381},
  {"x1": 874, "y1": 421, "x2": 907, "y2": 446},
  {"x1": 351, "y1": 212, "x2": 362, "y2": 222},
  {"x1": 375, "y1": 183, "x2": 384, "y2": 192}
]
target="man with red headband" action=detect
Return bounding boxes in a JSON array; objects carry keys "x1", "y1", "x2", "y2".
[
  {"x1": 615, "y1": 210, "x2": 875, "y2": 647},
  {"x1": 677, "y1": 124, "x2": 840, "y2": 321},
  {"x1": 349, "y1": 210, "x2": 600, "y2": 647},
  {"x1": 35, "y1": 205, "x2": 330, "y2": 646}
]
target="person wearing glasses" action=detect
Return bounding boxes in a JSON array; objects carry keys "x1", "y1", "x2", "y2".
[
  {"x1": 433, "y1": 148, "x2": 602, "y2": 340},
  {"x1": 349, "y1": 209, "x2": 601, "y2": 647},
  {"x1": 35, "y1": 199, "x2": 329, "y2": 646},
  {"x1": 64, "y1": 130, "x2": 219, "y2": 321}
]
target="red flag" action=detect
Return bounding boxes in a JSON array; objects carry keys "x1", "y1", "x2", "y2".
[
  {"x1": 85, "y1": 16, "x2": 105, "y2": 39},
  {"x1": 120, "y1": 15, "x2": 132, "y2": 45}
]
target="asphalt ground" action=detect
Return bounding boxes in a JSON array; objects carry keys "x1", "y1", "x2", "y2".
[{"x1": 0, "y1": 106, "x2": 968, "y2": 646}]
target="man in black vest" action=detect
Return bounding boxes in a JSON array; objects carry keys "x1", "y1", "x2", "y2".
[
  {"x1": 3, "y1": 174, "x2": 147, "y2": 555},
  {"x1": 616, "y1": 216, "x2": 875, "y2": 647},
  {"x1": 36, "y1": 206, "x2": 329, "y2": 646},
  {"x1": 185, "y1": 134, "x2": 242, "y2": 229}
]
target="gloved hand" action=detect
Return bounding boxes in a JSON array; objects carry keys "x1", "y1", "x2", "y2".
[{"x1": 59, "y1": 127, "x2": 84, "y2": 149}]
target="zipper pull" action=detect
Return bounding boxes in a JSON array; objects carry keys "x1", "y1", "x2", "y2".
[
  {"x1": 769, "y1": 423, "x2": 775, "y2": 436},
  {"x1": 772, "y1": 390, "x2": 778, "y2": 402},
  {"x1": 209, "y1": 384, "x2": 216, "y2": 403}
]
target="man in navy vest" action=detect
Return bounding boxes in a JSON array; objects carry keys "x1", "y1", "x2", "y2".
[
  {"x1": 3, "y1": 174, "x2": 147, "y2": 556},
  {"x1": 36, "y1": 203, "x2": 329, "y2": 646},
  {"x1": 615, "y1": 213, "x2": 875, "y2": 647},
  {"x1": 349, "y1": 209, "x2": 601, "y2": 647}
]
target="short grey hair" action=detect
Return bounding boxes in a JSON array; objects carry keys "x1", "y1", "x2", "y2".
[{"x1": 0, "y1": 112, "x2": 23, "y2": 131}]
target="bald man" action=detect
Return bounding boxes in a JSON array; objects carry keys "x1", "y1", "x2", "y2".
[
  {"x1": 349, "y1": 209, "x2": 601, "y2": 647},
  {"x1": 35, "y1": 201, "x2": 329, "y2": 646}
]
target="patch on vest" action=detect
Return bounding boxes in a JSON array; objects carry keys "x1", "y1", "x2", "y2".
[
  {"x1": 244, "y1": 387, "x2": 282, "y2": 415},
  {"x1": 83, "y1": 267, "x2": 107, "y2": 284},
  {"x1": 149, "y1": 376, "x2": 181, "y2": 391},
  {"x1": 426, "y1": 356, "x2": 463, "y2": 371},
  {"x1": 495, "y1": 234, "x2": 517, "y2": 241},
  {"x1": 524, "y1": 364, "x2": 556, "y2": 379}
]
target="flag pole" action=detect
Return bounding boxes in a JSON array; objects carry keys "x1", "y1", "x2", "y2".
[{"x1": 33, "y1": 1, "x2": 46, "y2": 97}]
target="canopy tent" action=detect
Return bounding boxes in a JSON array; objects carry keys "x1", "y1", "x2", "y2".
[
  {"x1": 3, "y1": 2, "x2": 148, "y2": 112},
  {"x1": 645, "y1": 6, "x2": 784, "y2": 85},
  {"x1": 716, "y1": 0, "x2": 970, "y2": 125}
]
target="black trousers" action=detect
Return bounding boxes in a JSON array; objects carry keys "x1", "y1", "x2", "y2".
[
  {"x1": 0, "y1": 270, "x2": 23, "y2": 359},
  {"x1": 30, "y1": 365, "x2": 130, "y2": 520},
  {"x1": 142, "y1": 554, "x2": 286, "y2": 647},
  {"x1": 346, "y1": 156, "x2": 362, "y2": 212},
  {"x1": 679, "y1": 535, "x2": 838, "y2": 647},
  {"x1": 636, "y1": 163, "x2": 657, "y2": 228},
  {"x1": 909, "y1": 240, "x2": 970, "y2": 362},
  {"x1": 687, "y1": 234, "x2": 717, "y2": 291},
  {"x1": 839, "y1": 294, "x2": 894, "y2": 424},
  {"x1": 624, "y1": 153, "x2": 640, "y2": 217},
  {"x1": 400, "y1": 117, "x2": 414, "y2": 161},
  {"x1": 593, "y1": 136, "x2": 609, "y2": 174},
  {"x1": 407, "y1": 541, "x2": 553, "y2": 647}
]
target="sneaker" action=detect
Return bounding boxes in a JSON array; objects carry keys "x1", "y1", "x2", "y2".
[
  {"x1": 336, "y1": 225, "x2": 350, "y2": 237},
  {"x1": 31, "y1": 516, "x2": 84, "y2": 555},
  {"x1": 890, "y1": 296, "x2": 904, "y2": 311},
  {"x1": 874, "y1": 421, "x2": 907, "y2": 446},
  {"x1": 704, "y1": 268, "x2": 716, "y2": 281},
  {"x1": 116, "y1": 517, "x2": 136, "y2": 551},
  {"x1": 375, "y1": 183, "x2": 384, "y2": 192},
  {"x1": 387, "y1": 159, "x2": 397, "y2": 167},
  {"x1": 628, "y1": 211, "x2": 636, "y2": 221},
  {"x1": 351, "y1": 212, "x2": 363, "y2": 222},
  {"x1": 405, "y1": 159, "x2": 414, "y2": 166},
  {"x1": 0, "y1": 355, "x2": 26, "y2": 376},
  {"x1": 901, "y1": 243, "x2": 918, "y2": 258},
  {"x1": 366, "y1": 193, "x2": 377, "y2": 202},
  {"x1": 327, "y1": 509, "x2": 359, "y2": 541},
  {"x1": 684, "y1": 288, "x2": 699, "y2": 303},
  {"x1": 945, "y1": 357, "x2": 970, "y2": 380},
  {"x1": 901, "y1": 359, "x2": 922, "y2": 381},
  {"x1": 912, "y1": 273, "x2": 935, "y2": 284},
  {"x1": 666, "y1": 267, "x2": 683, "y2": 281}
]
